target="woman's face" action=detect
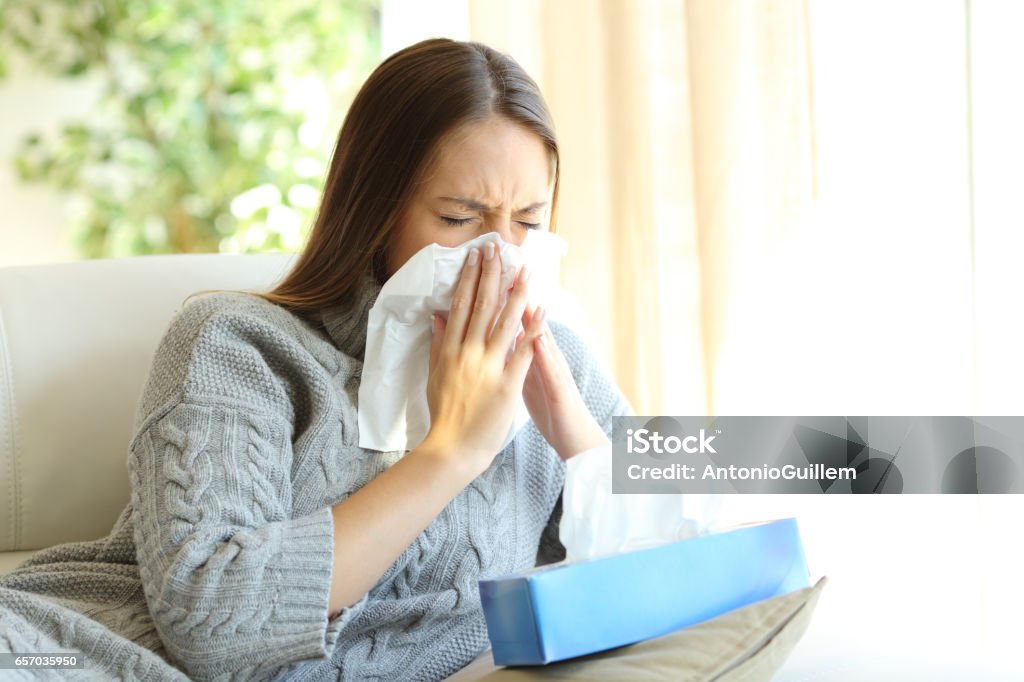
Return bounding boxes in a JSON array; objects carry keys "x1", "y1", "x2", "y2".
[{"x1": 386, "y1": 116, "x2": 555, "y2": 277}]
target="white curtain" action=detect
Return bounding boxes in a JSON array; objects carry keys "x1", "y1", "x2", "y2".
[
  {"x1": 467, "y1": 0, "x2": 820, "y2": 417},
  {"x1": 459, "y1": 0, "x2": 1024, "y2": 419}
]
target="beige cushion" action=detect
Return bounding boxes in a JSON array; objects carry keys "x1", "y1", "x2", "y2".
[
  {"x1": 0, "y1": 253, "x2": 296, "y2": 560},
  {"x1": 0, "y1": 550, "x2": 37, "y2": 575},
  {"x1": 446, "y1": 577, "x2": 826, "y2": 681}
]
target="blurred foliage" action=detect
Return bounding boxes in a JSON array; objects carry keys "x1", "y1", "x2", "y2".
[{"x1": 0, "y1": 0, "x2": 379, "y2": 257}]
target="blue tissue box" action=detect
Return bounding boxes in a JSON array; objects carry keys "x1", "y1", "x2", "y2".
[{"x1": 477, "y1": 518, "x2": 810, "y2": 666}]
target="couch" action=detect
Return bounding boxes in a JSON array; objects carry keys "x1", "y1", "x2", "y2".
[{"x1": 0, "y1": 252, "x2": 298, "y2": 575}]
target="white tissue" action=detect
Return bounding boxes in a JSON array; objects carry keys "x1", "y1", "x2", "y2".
[
  {"x1": 559, "y1": 444, "x2": 722, "y2": 562},
  {"x1": 358, "y1": 230, "x2": 567, "y2": 453}
]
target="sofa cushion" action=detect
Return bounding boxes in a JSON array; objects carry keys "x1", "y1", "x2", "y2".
[
  {"x1": 0, "y1": 253, "x2": 295, "y2": 553},
  {"x1": 0, "y1": 550, "x2": 37, "y2": 576}
]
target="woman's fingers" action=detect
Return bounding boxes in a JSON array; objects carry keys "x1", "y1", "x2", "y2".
[
  {"x1": 522, "y1": 303, "x2": 536, "y2": 328},
  {"x1": 525, "y1": 309, "x2": 577, "y2": 409},
  {"x1": 528, "y1": 309, "x2": 562, "y2": 396},
  {"x1": 505, "y1": 301, "x2": 546, "y2": 384},
  {"x1": 442, "y1": 247, "x2": 481, "y2": 355},
  {"x1": 486, "y1": 264, "x2": 531, "y2": 362},
  {"x1": 539, "y1": 320, "x2": 572, "y2": 375},
  {"x1": 439, "y1": 240, "x2": 534, "y2": 377},
  {"x1": 464, "y1": 241, "x2": 502, "y2": 344}
]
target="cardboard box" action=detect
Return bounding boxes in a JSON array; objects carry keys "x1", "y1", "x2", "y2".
[{"x1": 477, "y1": 518, "x2": 810, "y2": 666}]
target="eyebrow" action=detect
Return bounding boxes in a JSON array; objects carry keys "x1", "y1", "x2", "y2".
[{"x1": 438, "y1": 196, "x2": 548, "y2": 213}]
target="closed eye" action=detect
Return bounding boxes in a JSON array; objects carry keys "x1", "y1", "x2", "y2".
[
  {"x1": 442, "y1": 216, "x2": 541, "y2": 230},
  {"x1": 441, "y1": 216, "x2": 474, "y2": 227}
]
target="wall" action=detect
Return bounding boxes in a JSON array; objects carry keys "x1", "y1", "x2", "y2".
[{"x1": 0, "y1": 56, "x2": 103, "y2": 267}]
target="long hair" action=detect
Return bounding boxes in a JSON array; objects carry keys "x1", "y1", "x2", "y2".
[{"x1": 198, "y1": 39, "x2": 559, "y2": 317}]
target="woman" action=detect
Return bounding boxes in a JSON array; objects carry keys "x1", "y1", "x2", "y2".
[{"x1": 0, "y1": 38, "x2": 631, "y2": 681}]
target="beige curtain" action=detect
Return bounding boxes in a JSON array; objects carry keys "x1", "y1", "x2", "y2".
[{"x1": 468, "y1": 0, "x2": 815, "y2": 416}]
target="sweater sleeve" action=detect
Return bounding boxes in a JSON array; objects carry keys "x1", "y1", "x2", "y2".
[
  {"x1": 127, "y1": 297, "x2": 367, "y2": 680},
  {"x1": 128, "y1": 400, "x2": 366, "y2": 680}
]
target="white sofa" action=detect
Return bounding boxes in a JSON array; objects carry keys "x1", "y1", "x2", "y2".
[{"x1": 0, "y1": 252, "x2": 297, "y2": 575}]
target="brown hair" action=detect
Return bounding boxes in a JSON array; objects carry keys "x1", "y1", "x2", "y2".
[{"x1": 188, "y1": 38, "x2": 559, "y2": 317}]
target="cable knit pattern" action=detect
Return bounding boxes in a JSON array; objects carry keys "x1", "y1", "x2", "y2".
[{"x1": 0, "y1": 276, "x2": 631, "y2": 681}]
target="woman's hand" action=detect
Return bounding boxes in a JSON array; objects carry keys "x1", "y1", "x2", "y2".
[
  {"x1": 521, "y1": 306, "x2": 610, "y2": 460},
  {"x1": 421, "y1": 242, "x2": 545, "y2": 476}
]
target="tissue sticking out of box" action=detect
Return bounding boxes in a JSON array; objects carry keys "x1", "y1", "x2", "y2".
[{"x1": 560, "y1": 444, "x2": 722, "y2": 562}]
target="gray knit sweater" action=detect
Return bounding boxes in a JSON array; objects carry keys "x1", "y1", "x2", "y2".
[{"x1": 0, "y1": 275, "x2": 630, "y2": 681}]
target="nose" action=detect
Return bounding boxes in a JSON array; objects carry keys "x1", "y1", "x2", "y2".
[{"x1": 483, "y1": 215, "x2": 527, "y2": 247}]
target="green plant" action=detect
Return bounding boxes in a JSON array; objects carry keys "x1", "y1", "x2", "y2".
[{"x1": 0, "y1": 0, "x2": 379, "y2": 257}]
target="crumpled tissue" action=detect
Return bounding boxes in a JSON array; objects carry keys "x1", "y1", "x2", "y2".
[
  {"x1": 560, "y1": 443, "x2": 722, "y2": 562},
  {"x1": 358, "y1": 230, "x2": 567, "y2": 453}
]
